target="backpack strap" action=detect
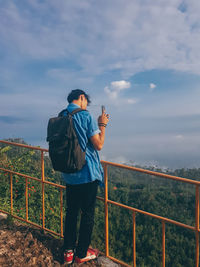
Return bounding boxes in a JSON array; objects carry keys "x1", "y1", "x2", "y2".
[
  {"x1": 70, "y1": 108, "x2": 84, "y2": 115},
  {"x1": 58, "y1": 108, "x2": 87, "y2": 117}
]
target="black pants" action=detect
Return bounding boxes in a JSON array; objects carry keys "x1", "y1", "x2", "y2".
[{"x1": 63, "y1": 180, "x2": 98, "y2": 258}]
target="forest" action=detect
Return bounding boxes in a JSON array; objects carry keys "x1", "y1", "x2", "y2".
[{"x1": 0, "y1": 138, "x2": 199, "y2": 267}]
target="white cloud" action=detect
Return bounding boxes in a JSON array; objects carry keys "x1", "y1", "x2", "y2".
[
  {"x1": 104, "y1": 86, "x2": 118, "y2": 100},
  {"x1": 1, "y1": 0, "x2": 200, "y2": 77},
  {"x1": 104, "y1": 80, "x2": 139, "y2": 105},
  {"x1": 104, "y1": 80, "x2": 131, "y2": 102},
  {"x1": 111, "y1": 80, "x2": 131, "y2": 91},
  {"x1": 149, "y1": 83, "x2": 156, "y2": 91}
]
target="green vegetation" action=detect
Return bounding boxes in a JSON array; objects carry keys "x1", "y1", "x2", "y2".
[{"x1": 0, "y1": 138, "x2": 199, "y2": 266}]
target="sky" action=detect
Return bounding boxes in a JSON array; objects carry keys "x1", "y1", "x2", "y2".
[{"x1": 1, "y1": 0, "x2": 200, "y2": 169}]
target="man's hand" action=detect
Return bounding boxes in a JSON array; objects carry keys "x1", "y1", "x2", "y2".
[{"x1": 98, "y1": 111, "x2": 109, "y2": 126}]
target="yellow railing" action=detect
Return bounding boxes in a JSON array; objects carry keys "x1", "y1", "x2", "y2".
[
  {"x1": 101, "y1": 161, "x2": 200, "y2": 267},
  {"x1": 0, "y1": 140, "x2": 65, "y2": 237},
  {"x1": 0, "y1": 140, "x2": 199, "y2": 267}
]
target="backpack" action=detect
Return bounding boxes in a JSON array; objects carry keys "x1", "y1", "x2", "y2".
[{"x1": 46, "y1": 108, "x2": 86, "y2": 173}]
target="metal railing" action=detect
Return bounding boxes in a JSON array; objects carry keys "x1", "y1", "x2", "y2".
[
  {"x1": 0, "y1": 140, "x2": 65, "y2": 237},
  {"x1": 0, "y1": 140, "x2": 199, "y2": 267},
  {"x1": 101, "y1": 161, "x2": 200, "y2": 267}
]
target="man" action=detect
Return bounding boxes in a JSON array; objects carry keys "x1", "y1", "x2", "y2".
[{"x1": 61, "y1": 89, "x2": 109, "y2": 264}]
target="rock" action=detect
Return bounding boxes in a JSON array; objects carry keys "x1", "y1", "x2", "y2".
[
  {"x1": 15, "y1": 230, "x2": 22, "y2": 237},
  {"x1": 27, "y1": 256, "x2": 37, "y2": 265},
  {"x1": 0, "y1": 219, "x2": 121, "y2": 266},
  {"x1": 0, "y1": 248, "x2": 7, "y2": 256},
  {"x1": 97, "y1": 256, "x2": 120, "y2": 267},
  {"x1": 25, "y1": 232, "x2": 33, "y2": 240},
  {"x1": 0, "y1": 212, "x2": 7, "y2": 221},
  {"x1": 53, "y1": 261, "x2": 61, "y2": 267}
]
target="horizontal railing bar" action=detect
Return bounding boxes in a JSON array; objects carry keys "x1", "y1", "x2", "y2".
[
  {"x1": 97, "y1": 196, "x2": 197, "y2": 231},
  {"x1": 0, "y1": 167, "x2": 41, "y2": 181},
  {"x1": 43, "y1": 180, "x2": 66, "y2": 189},
  {"x1": 107, "y1": 199, "x2": 196, "y2": 231},
  {"x1": 0, "y1": 168, "x2": 66, "y2": 189},
  {"x1": 1, "y1": 140, "x2": 199, "y2": 186},
  {"x1": 0, "y1": 140, "x2": 48, "y2": 152},
  {"x1": 96, "y1": 196, "x2": 103, "y2": 201},
  {"x1": 101, "y1": 160, "x2": 200, "y2": 186}
]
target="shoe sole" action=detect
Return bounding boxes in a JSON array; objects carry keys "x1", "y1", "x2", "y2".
[{"x1": 75, "y1": 254, "x2": 97, "y2": 263}]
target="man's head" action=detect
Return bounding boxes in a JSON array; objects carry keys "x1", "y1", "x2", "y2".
[{"x1": 67, "y1": 89, "x2": 91, "y2": 110}]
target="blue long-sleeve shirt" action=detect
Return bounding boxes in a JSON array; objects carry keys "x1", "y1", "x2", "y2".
[{"x1": 62, "y1": 103, "x2": 104, "y2": 185}]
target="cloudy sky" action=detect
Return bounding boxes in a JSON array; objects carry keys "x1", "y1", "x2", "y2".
[{"x1": 1, "y1": 0, "x2": 200, "y2": 169}]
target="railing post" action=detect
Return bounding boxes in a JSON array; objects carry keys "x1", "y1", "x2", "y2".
[
  {"x1": 25, "y1": 177, "x2": 28, "y2": 221},
  {"x1": 195, "y1": 185, "x2": 199, "y2": 267},
  {"x1": 133, "y1": 211, "x2": 136, "y2": 267},
  {"x1": 162, "y1": 221, "x2": 165, "y2": 267},
  {"x1": 60, "y1": 188, "x2": 63, "y2": 237},
  {"x1": 104, "y1": 163, "x2": 109, "y2": 256},
  {"x1": 41, "y1": 151, "x2": 45, "y2": 229},
  {"x1": 10, "y1": 173, "x2": 13, "y2": 215}
]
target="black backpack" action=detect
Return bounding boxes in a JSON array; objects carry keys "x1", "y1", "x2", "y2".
[{"x1": 46, "y1": 108, "x2": 86, "y2": 173}]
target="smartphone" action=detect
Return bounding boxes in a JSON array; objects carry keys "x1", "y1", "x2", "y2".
[{"x1": 101, "y1": 105, "x2": 105, "y2": 114}]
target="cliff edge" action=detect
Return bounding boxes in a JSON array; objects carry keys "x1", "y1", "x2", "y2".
[{"x1": 0, "y1": 213, "x2": 120, "y2": 267}]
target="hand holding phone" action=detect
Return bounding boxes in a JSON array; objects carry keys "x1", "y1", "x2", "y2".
[{"x1": 98, "y1": 105, "x2": 109, "y2": 127}]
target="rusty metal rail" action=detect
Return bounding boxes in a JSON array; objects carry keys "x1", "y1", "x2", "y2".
[
  {"x1": 101, "y1": 161, "x2": 200, "y2": 267},
  {"x1": 0, "y1": 140, "x2": 64, "y2": 238},
  {"x1": 0, "y1": 140, "x2": 199, "y2": 267}
]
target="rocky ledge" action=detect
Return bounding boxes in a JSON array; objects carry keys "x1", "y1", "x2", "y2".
[{"x1": 0, "y1": 213, "x2": 120, "y2": 267}]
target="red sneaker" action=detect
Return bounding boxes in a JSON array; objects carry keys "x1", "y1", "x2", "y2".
[
  {"x1": 64, "y1": 249, "x2": 74, "y2": 264},
  {"x1": 75, "y1": 248, "x2": 99, "y2": 263}
]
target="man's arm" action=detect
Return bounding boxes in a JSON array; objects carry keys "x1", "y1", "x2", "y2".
[
  {"x1": 90, "y1": 112, "x2": 109, "y2": 151},
  {"x1": 90, "y1": 126, "x2": 106, "y2": 151}
]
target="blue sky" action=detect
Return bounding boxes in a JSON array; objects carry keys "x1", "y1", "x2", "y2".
[{"x1": 1, "y1": 0, "x2": 200, "y2": 169}]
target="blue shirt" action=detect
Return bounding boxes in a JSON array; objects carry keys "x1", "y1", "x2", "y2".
[{"x1": 62, "y1": 103, "x2": 104, "y2": 185}]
